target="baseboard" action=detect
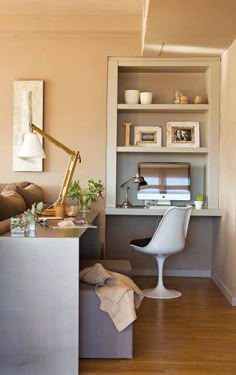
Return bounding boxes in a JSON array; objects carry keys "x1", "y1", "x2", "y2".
[
  {"x1": 132, "y1": 269, "x2": 211, "y2": 277},
  {"x1": 212, "y1": 273, "x2": 236, "y2": 306}
]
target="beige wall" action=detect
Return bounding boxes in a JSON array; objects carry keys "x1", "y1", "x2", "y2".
[
  {"x1": 0, "y1": 32, "x2": 140, "y2": 239},
  {"x1": 212, "y1": 40, "x2": 236, "y2": 303}
]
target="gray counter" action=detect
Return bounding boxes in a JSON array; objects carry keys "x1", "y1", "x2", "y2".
[{"x1": 0, "y1": 212, "x2": 99, "y2": 375}]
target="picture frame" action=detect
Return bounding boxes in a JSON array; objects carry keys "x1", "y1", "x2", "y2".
[
  {"x1": 134, "y1": 126, "x2": 162, "y2": 147},
  {"x1": 166, "y1": 121, "x2": 200, "y2": 147}
]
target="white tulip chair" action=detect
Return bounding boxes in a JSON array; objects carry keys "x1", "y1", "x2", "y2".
[{"x1": 130, "y1": 206, "x2": 192, "y2": 299}]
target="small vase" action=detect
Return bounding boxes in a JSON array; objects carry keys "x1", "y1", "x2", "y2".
[
  {"x1": 65, "y1": 205, "x2": 79, "y2": 216},
  {"x1": 124, "y1": 90, "x2": 140, "y2": 104},
  {"x1": 79, "y1": 195, "x2": 91, "y2": 212},
  {"x1": 140, "y1": 92, "x2": 153, "y2": 104},
  {"x1": 195, "y1": 201, "x2": 203, "y2": 210}
]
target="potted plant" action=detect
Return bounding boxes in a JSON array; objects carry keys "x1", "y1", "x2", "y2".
[
  {"x1": 194, "y1": 194, "x2": 204, "y2": 210},
  {"x1": 67, "y1": 179, "x2": 104, "y2": 212}
]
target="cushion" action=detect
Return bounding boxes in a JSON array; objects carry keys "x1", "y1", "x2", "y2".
[
  {"x1": 0, "y1": 182, "x2": 30, "y2": 193},
  {"x1": 0, "y1": 191, "x2": 26, "y2": 221},
  {"x1": 130, "y1": 238, "x2": 151, "y2": 247},
  {"x1": 16, "y1": 183, "x2": 44, "y2": 209},
  {"x1": 0, "y1": 219, "x2": 10, "y2": 235}
]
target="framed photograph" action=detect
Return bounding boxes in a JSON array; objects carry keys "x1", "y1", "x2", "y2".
[
  {"x1": 166, "y1": 122, "x2": 200, "y2": 147},
  {"x1": 134, "y1": 126, "x2": 162, "y2": 147}
]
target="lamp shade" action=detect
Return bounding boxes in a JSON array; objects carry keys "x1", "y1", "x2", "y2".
[
  {"x1": 133, "y1": 172, "x2": 147, "y2": 185},
  {"x1": 17, "y1": 133, "x2": 46, "y2": 158}
]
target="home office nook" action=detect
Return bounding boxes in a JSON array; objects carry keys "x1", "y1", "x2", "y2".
[{"x1": 105, "y1": 57, "x2": 221, "y2": 276}]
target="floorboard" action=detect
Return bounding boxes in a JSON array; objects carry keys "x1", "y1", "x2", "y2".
[{"x1": 80, "y1": 277, "x2": 236, "y2": 375}]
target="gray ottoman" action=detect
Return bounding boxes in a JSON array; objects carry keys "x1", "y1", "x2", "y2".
[{"x1": 79, "y1": 259, "x2": 133, "y2": 359}]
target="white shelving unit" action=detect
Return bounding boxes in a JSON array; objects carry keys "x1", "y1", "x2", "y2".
[{"x1": 106, "y1": 57, "x2": 221, "y2": 215}]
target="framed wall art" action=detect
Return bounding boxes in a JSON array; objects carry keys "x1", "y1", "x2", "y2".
[
  {"x1": 166, "y1": 121, "x2": 200, "y2": 147},
  {"x1": 13, "y1": 80, "x2": 44, "y2": 172},
  {"x1": 134, "y1": 126, "x2": 162, "y2": 147}
]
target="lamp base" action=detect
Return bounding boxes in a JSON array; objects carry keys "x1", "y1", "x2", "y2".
[
  {"x1": 42, "y1": 208, "x2": 57, "y2": 216},
  {"x1": 42, "y1": 204, "x2": 65, "y2": 218},
  {"x1": 120, "y1": 200, "x2": 133, "y2": 208}
]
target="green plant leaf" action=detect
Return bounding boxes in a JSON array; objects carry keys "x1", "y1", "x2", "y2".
[{"x1": 195, "y1": 194, "x2": 204, "y2": 201}]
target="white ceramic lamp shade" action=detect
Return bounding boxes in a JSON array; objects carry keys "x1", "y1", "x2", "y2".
[{"x1": 17, "y1": 133, "x2": 46, "y2": 158}]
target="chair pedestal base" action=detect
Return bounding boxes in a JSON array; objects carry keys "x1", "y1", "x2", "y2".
[{"x1": 142, "y1": 286, "x2": 182, "y2": 299}]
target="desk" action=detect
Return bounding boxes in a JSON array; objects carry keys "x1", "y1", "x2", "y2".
[
  {"x1": 105, "y1": 207, "x2": 222, "y2": 216},
  {"x1": 0, "y1": 212, "x2": 99, "y2": 375},
  {"x1": 105, "y1": 208, "x2": 221, "y2": 277}
]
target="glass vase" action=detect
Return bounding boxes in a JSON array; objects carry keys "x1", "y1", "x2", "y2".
[
  {"x1": 25, "y1": 213, "x2": 36, "y2": 233},
  {"x1": 79, "y1": 195, "x2": 91, "y2": 212},
  {"x1": 10, "y1": 215, "x2": 26, "y2": 236}
]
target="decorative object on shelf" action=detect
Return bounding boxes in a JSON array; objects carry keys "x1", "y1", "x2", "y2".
[
  {"x1": 13, "y1": 80, "x2": 44, "y2": 172},
  {"x1": 124, "y1": 90, "x2": 140, "y2": 104},
  {"x1": 123, "y1": 122, "x2": 132, "y2": 146},
  {"x1": 140, "y1": 92, "x2": 153, "y2": 104},
  {"x1": 194, "y1": 95, "x2": 203, "y2": 104},
  {"x1": 134, "y1": 126, "x2": 162, "y2": 147},
  {"x1": 17, "y1": 123, "x2": 81, "y2": 217},
  {"x1": 120, "y1": 173, "x2": 147, "y2": 208},
  {"x1": 180, "y1": 95, "x2": 189, "y2": 104},
  {"x1": 67, "y1": 179, "x2": 104, "y2": 212},
  {"x1": 173, "y1": 89, "x2": 182, "y2": 104},
  {"x1": 194, "y1": 194, "x2": 204, "y2": 209},
  {"x1": 166, "y1": 122, "x2": 200, "y2": 147}
]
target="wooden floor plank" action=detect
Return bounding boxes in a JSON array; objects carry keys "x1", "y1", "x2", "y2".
[{"x1": 80, "y1": 277, "x2": 236, "y2": 375}]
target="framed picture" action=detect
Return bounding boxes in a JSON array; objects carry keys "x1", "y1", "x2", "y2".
[
  {"x1": 166, "y1": 122, "x2": 200, "y2": 147},
  {"x1": 13, "y1": 80, "x2": 44, "y2": 171},
  {"x1": 134, "y1": 126, "x2": 162, "y2": 147}
]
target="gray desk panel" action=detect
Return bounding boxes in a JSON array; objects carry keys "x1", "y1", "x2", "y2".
[{"x1": 0, "y1": 237, "x2": 79, "y2": 375}]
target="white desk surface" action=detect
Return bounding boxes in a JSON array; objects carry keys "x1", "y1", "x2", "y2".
[{"x1": 105, "y1": 207, "x2": 222, "y2": 217}]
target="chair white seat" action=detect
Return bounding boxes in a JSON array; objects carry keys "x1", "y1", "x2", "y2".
[{"x1": 130, "y1": 206, "x2": 192, "y2": 299}]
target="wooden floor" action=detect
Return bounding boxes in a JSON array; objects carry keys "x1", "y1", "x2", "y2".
[{"x1": 80, "y1": 277, "x2": 236, "y2": 375}]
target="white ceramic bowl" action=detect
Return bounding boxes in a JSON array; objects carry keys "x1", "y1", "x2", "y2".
[
  {"x1": 140, "y1": 92, "x2": 153, "y2": 104},
  {"x1": 124, "y1": 90, "x2": 140, "y2": 104}
]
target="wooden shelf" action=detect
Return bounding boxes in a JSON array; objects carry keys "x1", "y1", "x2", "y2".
[
  {"x1": 117, "y1": 104, "x2": 209, "y2": 113},
  {"x1": 105, "y1": 207, "x2": 222, "y2": 217},
  {"x1": 117, "y1": 146, "x2": 208, "y2": 154}
]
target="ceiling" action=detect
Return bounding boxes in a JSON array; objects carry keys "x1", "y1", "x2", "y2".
[
  {"x1": 142, "y1": 0, "x2": 236, "y2": 56},
  {"x1": 0, "y1": 0, "x2": 143, "y2": 14},
  {"x1": 0, "y1": 0, "x2": 236, "y2": 57}
]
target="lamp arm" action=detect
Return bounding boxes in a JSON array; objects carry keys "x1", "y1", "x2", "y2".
[
  {"x1": 120, "y1": 176, "x2": 134, "y2": 188},
  {"x1": 54, "y1": 151, "x2": 80, "y2": 206},
  {"x1": 31, "y1": 124, "x2": 79, "y2": 158},
  {"x1": 30, "y1": 124, "x2": 81, "y2": 209}
]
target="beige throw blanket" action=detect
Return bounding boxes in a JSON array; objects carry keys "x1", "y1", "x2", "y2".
[{"x1": 80, "y1": 263, "x2": 143, "y2": 332}]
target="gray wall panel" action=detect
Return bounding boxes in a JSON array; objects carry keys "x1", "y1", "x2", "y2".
[{"x1": 106, "y1": 216, "x2": 212, "y2": 275}]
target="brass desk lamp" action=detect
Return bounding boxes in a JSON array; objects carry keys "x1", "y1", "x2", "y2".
[{"x1": 120, "y1": 172, "x2": 146, "y2": 208}]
